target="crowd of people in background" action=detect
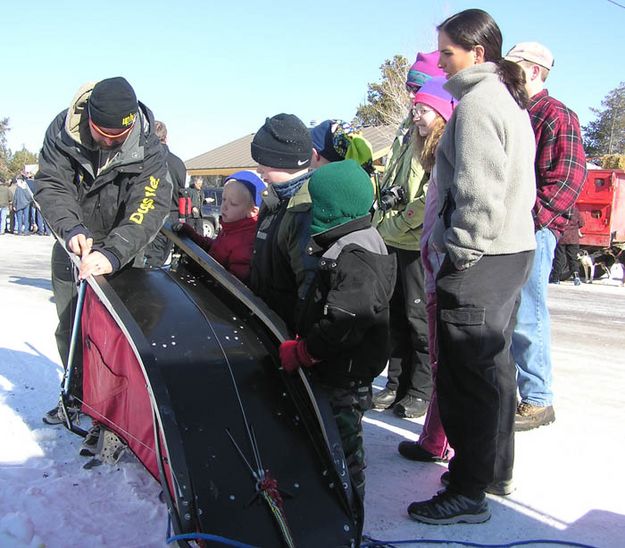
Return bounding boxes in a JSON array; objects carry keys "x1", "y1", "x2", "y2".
[
  {"x1": 23, "y1": 6, "x2": 591, "y2": 530},
  {"x1": 0, "y1": 174, "x2": 49, "y2": 236}
]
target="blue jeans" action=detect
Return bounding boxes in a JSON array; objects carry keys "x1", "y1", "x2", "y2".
[
  {"x1": 35, "y1": 207, "x2": 48, "y2": 234},
  {"x1": 0, "y1": 207, "x2": 8, "y2": 233},
  {"x1": 512, "y1": 228, "x2": 557, "y2": 406},
  {"x1": 15, "y1": 208, "x2": 27, "y2": 234}
]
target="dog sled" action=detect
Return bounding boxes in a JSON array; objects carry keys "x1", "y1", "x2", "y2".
[{"x1": 70, "y1": 226, "x2": 361, "y2": 547}]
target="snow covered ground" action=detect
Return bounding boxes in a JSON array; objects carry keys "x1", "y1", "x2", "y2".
[{"x1": 1, "y1": 233, "x2": 624, "y2": 548}]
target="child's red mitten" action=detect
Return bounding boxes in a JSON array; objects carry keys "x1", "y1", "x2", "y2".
[{"x1": 279, "y1": 339, "x2": 318, "y2": 373}]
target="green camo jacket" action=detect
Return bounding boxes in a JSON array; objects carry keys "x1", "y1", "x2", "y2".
[{"x1": 373, "y1": 117, "x2": 428, "y2": 251}]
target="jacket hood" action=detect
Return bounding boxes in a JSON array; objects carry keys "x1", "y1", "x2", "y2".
[
  {"x1": 307, "y1": 215, "x2": 371, "y2": 255},
  {"x1": 65, "y1": 81, "x2": 96, "y2": 148},
  {"x1": 317, "y1": 226, "x2": 397, "y2": 306},
  {"x1": 321, "y1": 225, "x2": 389, "y2": 260}
]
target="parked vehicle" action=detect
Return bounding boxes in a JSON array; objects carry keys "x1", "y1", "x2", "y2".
[
  {"x1": 201, "y1": 187, "x2": 223, "y2": 239},
  {"x1": 576, "y1": 168, "x2": 625, "y2": 280},
  {"x1": 577, "y1": 169, "x2": 625, "y2": 248}
]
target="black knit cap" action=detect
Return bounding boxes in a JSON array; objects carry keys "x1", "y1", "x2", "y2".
[
  {"x1": 88, "y1": 77, "x2": 138, "y2": 129},
  {"x1": 251, "y1": 113, "x2": 312, "y2": 169}
]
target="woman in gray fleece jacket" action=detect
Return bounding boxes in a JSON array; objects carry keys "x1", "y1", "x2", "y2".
[{"x1": 407, "y1": 8, "x2": 537, "y2": 525}]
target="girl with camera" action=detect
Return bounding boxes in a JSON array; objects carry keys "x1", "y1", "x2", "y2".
[
  {"x1": 396, "y1": 77, "x2": 455, "y2": 465},
  {"x1": 371, "y1": 52, "x2": 445, "y2": 419}
]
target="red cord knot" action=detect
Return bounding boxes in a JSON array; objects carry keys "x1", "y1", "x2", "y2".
[{"x1": 260, "y1": 471, "x2": 284, "y2": 509}]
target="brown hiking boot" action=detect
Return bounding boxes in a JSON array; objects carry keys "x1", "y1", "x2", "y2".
[{"x1": 514, "y1": 402, "x2": 555, "y2": 432}]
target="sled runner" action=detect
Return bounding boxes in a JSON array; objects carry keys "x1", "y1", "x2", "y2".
[{"x1": 77, "y1": 227, "x2": 360, "y2": 547}]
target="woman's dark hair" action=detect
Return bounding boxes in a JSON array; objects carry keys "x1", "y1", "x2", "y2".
[{"x1": 437, "y1": 9, "x2": 528, "y2": 109}]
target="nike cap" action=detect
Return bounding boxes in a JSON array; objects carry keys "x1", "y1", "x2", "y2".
[{"x1": 251, "y1": 113, "x2": 312, "y2": 169}]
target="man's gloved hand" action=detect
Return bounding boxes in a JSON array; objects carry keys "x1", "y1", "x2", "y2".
[{"x1": 279, "y1": 339, "x2": 318, "y2": 373}]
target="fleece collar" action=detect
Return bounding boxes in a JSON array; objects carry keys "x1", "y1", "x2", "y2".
[{"x1": 444, "y1": 62, "x2": 499, "y2": 101}]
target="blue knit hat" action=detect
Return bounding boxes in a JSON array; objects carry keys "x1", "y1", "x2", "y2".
[
  {"x1": 310, "y1": 119, "x2": 374, "y2": 173},
  {"x1": 310, "y1": 120, "x2": 346, "y2": 162},
  {"x1": 225, "y1": 170, "x2": 266, "y2": 206}
]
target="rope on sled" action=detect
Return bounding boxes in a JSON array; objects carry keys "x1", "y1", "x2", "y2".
[
  {"x1": 226, "y1": 429, "x2": 296, "y2": 548},
  {"x1": 258, "y1": 472, "x2": 295, "y2": 548}
]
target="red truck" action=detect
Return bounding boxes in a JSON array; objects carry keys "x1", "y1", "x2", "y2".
[
  {"x1": 577, "y1": 169, "x2": 625, "y2": 248},
  {"x1": 576, "y1": 168, "x2": 625, "y2": 281}
]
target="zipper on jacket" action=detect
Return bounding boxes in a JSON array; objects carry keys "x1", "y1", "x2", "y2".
[
  {"x1": 323, "y1": 304, "x2": 356, "y2": 317},
  {"x1": 92, "y1": 195, "x2": 102, "y2": 222}
]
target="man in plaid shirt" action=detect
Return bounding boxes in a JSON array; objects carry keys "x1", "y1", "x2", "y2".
[{"x1": 506, "y1": 42, "x2": 587, "y2": 431}]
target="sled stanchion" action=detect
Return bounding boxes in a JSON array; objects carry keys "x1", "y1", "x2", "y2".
[
  {"x1": 63, "y1": 278, "x2": 87, "y2": 396},
  {"x1": 60, "y1": 278, "x2": 88, "y2": 436}
]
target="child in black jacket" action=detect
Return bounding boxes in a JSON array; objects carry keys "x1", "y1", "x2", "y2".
[{"x1": 279, "y1": 159, "x2": 396, "y2": 503}]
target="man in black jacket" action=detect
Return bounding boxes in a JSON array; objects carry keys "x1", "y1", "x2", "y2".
[
  {"x1": 143, "y1": 119, "x2": 187, "y2": 267},
  {"x1": 35, "y1": 76, "x2": 172, "y2": 424}
]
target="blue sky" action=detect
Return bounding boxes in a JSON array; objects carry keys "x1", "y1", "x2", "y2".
[{"x1": 2, "y1": 0, "x2": 623, "y2": 162}]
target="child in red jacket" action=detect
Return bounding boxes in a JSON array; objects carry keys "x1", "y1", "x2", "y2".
[{"x1": 176, "y1": 171, "x2": 265, "y2": 282}]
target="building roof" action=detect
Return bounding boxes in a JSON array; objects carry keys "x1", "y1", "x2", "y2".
[{"x1": 185, "y1": 125, "x2": 397, "y2": 176}]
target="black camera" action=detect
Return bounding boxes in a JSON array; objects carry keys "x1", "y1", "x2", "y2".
[{"x1": 378, "y1": 185, "x2": 407, "y2": 212}]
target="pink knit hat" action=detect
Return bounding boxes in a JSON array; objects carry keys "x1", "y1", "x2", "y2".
[
  {"x1": 406, "y1": 51, "x2": 445, "y2": 90},
  {"x1": 412, "y1": 77, "x2": 455, "y2": 122}
]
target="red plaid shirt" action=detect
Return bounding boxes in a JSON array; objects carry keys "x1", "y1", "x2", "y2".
[{"x1": 528, "y1": 89, "x2": 587, "y2": 236}]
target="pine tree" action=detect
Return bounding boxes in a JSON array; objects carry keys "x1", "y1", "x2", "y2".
[
  {"x1": 0, "y1": 118, "x2": 10, "y2": 180},
  {"x1": 583, "y1": 82, "x2": 625, "y2": 156},
  {"x1": 9, "y1": 147, "x2": 39, "y2": 177},
  {"x1": 353, "y1": 55, "x2": 411, "y2": 128}
]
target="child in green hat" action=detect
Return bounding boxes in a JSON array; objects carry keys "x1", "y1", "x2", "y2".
[{"x1": 279, "y1": 159, "x2": 396, "y2": 504}]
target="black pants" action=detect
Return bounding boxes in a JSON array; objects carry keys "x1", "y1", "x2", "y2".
[
  {"x1": 385, "y1": 247, "x2": 432, "y2": 400},
  {"x1": 190, "y1": 215, "x2": 204, "y2": 236},
  {"x1": 51, "y1": 241, "x2": 83, "y2": 399},
  {"x1": 436, "y1": 252, "x2": 533, "y2": 499},
  {"x1": 551, "y1": 243, "x2": 580, "y2": 281}
]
